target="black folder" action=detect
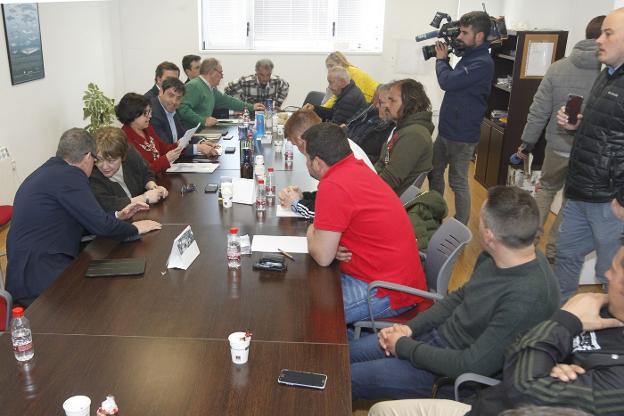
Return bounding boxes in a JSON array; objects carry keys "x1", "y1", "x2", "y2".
[{"x1": 85, "y1": 258, "x2": 146, "y2": 278}]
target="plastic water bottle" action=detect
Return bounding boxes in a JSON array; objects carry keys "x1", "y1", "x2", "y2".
[
  {"x1": 265, "y1": 99, "x2": 273, "y2": 131},
  {"x1": 266, "y1": 167, "x2": 275, "y2": 206},
  {"x1": 255, "y1": 112, "x2": 265, "y2": 138},
  {"x1": 274, "y1": 125, "x2": 284, "y2": 154},
  {"x1": 242, "y1": 107, "x2": 250, "y2": 129},
  {"x1": 285, "y1": 140, "x2": 294, "y2": 169},
  {"x1": 96, "y1": 395, "x2": 119, "y2": 416},
  {"x1": 256, "y1": 179, "x2": 267, "y2": 212},
  {"x1": 254, "y1": 155, "x2": 265, "y2": 184},
  {"x1": 227, "y1": 227, "x2": 241, "y2": 269},
  {"x1": 11, "y1": 307, "x2": 34, "y2": 362}
]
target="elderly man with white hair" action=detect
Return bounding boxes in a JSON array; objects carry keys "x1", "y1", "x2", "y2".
[
  {"x1": 304, "y1": 66, "x2": 367, "y2": 125},
  {"x1": 225, "y1": 58, "x2": 290, "y2": 109}
]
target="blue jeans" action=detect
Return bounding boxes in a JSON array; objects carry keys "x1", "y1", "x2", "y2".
[
  {"x1": 341, "y1": 273, "x2": 407, "y2": 324},
  {"x1": 554, "y1": 200, "x2": 624, "y2": 303},
  {"x1": 350, "y1": 328, "x2": 448, "y2": 400},
  {"x1": 428, "y1": 135, "x2": 478, "y2": 224}
]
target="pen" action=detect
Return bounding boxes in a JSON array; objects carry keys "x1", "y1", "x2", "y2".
[{"x1": 278, "y1": 248, "x2": 295, "y2": 261}]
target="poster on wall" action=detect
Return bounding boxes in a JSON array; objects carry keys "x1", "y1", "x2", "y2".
[{"x1": 2, "y1": 3, "x2": 45, "y2": 85}]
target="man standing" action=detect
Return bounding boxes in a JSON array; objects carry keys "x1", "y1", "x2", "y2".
[
  {"x1": 303, "y1": 66, "x2": 366, "y2": 125},
  {"x1": 513, "y1": 16, "x2": 604, "y2": 261},
  {"x1": 428, "y1": 11, "x2": 494, "y2": 224},
  {"x1": 555, "y1": 8, "x2": 624, "y2": 302},
  {"x1": 150, "y1": 77, "x2": 218, "y2": 157},
  {"x1": 144, "y1": 61, "x2": 180, "y2": 100},
  {"x1": 369, "y1": 243, "x2": 624, "y2": 416},
  {"x1": 350, "y1": 186, "x2": 560, "y2": 400},
  {"x1": 303, "y1": 123, "x2": 429, "y2": 324},
  {"x1": 178, "y1": 58, "x2": 264, "y2": 128},
  {"x1": 181, "y1": 54, "x2": 201, "y2": 84},
  {"x1": 6, "y1": 128, "x2": 162, "y2": 306},
  {"x1": 224, "y1": 59, "x2": 290, "y2": 109}
]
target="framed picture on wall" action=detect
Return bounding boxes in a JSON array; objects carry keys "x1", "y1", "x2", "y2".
[{"x1": 2, "y1": 3, "x2": 45, "y2": 85}]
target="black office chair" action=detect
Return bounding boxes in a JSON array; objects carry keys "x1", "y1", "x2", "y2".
[{"x1": 302, "y1": 91, "x2": 326, "y2": 107}]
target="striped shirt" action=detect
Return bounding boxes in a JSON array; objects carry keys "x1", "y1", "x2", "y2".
[{"x1": 224, "y1": 74, "x2": 289, "y2": 107}]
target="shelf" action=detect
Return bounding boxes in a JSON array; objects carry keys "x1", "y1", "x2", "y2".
[
  {"x1": 494, "y1": 84, "x2": 512, "y2": 93},
  {"x1": 495, "y1": 53, "x2": 516, "y2": 61}
]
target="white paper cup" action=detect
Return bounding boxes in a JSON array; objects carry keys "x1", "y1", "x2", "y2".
[
  {"x1": 62, "y1": 395, "x2": 91, "y2": 416},
  {"x1": 228, "y1": 331, "x2": 251, "y2": 364},
  {"x1": 221, "y1": 182, "x2": 234, "y2": 208}
]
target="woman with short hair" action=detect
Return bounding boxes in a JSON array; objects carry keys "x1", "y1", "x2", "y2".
[
  {"x1": 116, "y1": 92, "x2": 183, "y2": 173},
  {"x1": 90, "y1": 126, "x2": 168, "y2": 212}
]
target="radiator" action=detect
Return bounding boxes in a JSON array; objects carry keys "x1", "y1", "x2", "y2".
[{"x1": 0, "y1": 147, "x2": 18, "y2": 205}]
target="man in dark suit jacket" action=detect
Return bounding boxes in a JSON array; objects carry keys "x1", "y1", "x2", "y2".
[
  {"x1": 150, "y1": 77, "x2": 219, "y2": 157},
  {"x1": 5, "y1": 128, "x2": 162, "y2": 306},
  {"x1": 303, "y1": 66, "x2": 366, "y2": 125},
  {"x1": 144, "y1": 61, "x2": 180, "y2": 100}
]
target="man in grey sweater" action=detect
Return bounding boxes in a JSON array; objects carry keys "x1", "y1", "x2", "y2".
[
  {"x1": 349, "y1": 186, "x2": 560, "y2": 400},
  {"x1": 514, "y1": 16, "x2": 604, "y2": 260}
]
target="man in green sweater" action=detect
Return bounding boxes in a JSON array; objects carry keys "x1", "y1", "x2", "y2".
[
  {"x1": 178, "y1": 58, "x2": 264, "y2": 128},
  {"x1": 350, "y1": 185, "x2": 560, "y2": 400}
]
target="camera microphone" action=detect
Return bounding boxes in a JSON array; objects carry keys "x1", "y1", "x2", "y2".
[{"x1": 415, "y1": 30, "x2": 439, "y2": 42}]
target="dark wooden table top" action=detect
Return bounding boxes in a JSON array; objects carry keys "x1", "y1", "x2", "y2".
[
  {"x1": 2, "y1": 130, "x2": 352, "y2": 414},
  {"x1": 27, "y1": 224, "x2": 346, "y2": 343},
  {"x1": 0, "y1": 334, "x2": 351, "y2": 415}
]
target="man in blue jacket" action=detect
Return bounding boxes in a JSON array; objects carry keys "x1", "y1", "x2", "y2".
[
  {"x1": 6, "y1": 128, "x2": 162, "y2": 306},
  {"x1": 428, "y1": 11, "x2": 494, "y2": 224}
]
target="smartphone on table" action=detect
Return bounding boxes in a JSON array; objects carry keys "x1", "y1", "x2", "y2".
[
  {"x1": 277, "y1": 369, "x2": 327, "y2": 390},
  {"x1": 565, "y1": 94, "x2": 583, "y2": 124}
]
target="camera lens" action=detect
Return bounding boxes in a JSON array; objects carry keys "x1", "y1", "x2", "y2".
[{"x1": 422, "y1": 45, "x2": 437, "y2": 61}]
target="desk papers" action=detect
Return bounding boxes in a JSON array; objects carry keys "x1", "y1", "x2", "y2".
[
  {"x1": 232, "y1": 178, "x2": 255, "y2": 205},
  {"x1": 166, "y1": 163, "x2": 219, "y2": 173},
  {"x1": 276, "y1": 204, "x2": 304, "y2": 218},
  {"x1": 251, "y1": 235, "x2": 309, "y2": 254},
  {"x1": 177, "y1": 123, "x2": 201, "y2": 149}
]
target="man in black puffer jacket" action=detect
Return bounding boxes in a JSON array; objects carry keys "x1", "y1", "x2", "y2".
[
  {"x1": 555, "y1": 8, "x2": 624, "y2": 303},
  {"x1": 304, "y1": 66, "x2": 366, "y2": 125}
]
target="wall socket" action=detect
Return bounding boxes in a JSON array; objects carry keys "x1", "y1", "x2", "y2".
[{"x1": 0, "y1": 146, "x2": 9, "y2": 160}]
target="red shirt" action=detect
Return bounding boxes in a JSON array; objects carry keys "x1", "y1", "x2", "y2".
[
  {"x1": 313, "y1": 154, "x2": 428, "y2": 310},
  {"x1": 122, "y1": 124, "x2": 177, "y2": 174}
]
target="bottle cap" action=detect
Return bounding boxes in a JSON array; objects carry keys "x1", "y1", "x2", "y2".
[
  {"x1": 258, "y1": 179, "x2": 265, "y2": 184},
  {"x1": 12, "y1": 307, "x2": 24, "y2": 318},
  {"x1": 101, "y1": 395, "x2": 118, "y2": 412},
  {"x1": 268, "y1": 167, "x2": 274, "y2": 172},
  {"x1": 229, "y1": 227, "x2": 238, "y2": 234}
]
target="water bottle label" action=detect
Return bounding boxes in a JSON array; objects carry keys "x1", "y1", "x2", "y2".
[{"x1": 13, "y1": 341, "x2": 33, "y2": 353}]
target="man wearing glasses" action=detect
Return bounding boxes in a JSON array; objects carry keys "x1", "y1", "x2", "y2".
[
  {"x1": 179, "y1": 58, "x2": 265, "y2": 128},
  {"x1": 5, "y1": 128, "x2": 161, "y2": 307}
]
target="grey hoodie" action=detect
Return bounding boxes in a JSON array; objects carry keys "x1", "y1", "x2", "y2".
[{"x1": 520, "y1": 39, "x2": 601, "y2": 155}]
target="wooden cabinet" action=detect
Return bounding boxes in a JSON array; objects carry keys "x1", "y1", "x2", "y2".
[{"x1": 475, "y1": 30, "x2": 568, "y2": 187}]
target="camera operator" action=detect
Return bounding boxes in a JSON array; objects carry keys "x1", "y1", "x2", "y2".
[{"x1": 428, "y1": 11, "x2": 494, "y2": 225}]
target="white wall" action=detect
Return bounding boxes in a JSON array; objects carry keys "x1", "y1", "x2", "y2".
[
  {"x1": 502, "y1": 0, "x2": 614, "y2": 54},
  {"x1": 0, "y1": 1, "x2": 118, "y2": 203}
]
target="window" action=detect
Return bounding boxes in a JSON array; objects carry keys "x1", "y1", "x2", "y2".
[{"x1": 200, "y1": 0, "x2": 384, "y2": 52}]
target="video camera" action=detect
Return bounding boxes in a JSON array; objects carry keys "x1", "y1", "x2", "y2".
[{"x1": 415, "y1": 11, "x2": 507, "y2": 61}]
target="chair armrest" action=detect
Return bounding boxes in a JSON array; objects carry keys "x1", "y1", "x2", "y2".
[
  {"x1": 454, "y1": 373, "x2": 500, "y2": 401},
  {"x1": 368, "y1": 280, "x2": 443, "y2": 302},
  {"x1": 365, "y1": 280, "x2": 443, "y2": 333}
]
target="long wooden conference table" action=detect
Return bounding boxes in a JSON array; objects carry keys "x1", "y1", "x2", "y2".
[{"x1": 0, "y1": 129, "x2": 352, "y2": 415}]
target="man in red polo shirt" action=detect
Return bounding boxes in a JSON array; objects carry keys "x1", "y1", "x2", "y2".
[{"x1": 303, "y1": 122, "x2": 429, "y2": 324}]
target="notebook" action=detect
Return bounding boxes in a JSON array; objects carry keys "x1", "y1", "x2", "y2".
[{"x1": 85, "y1": 258, "x2": 146, "y2": 278}]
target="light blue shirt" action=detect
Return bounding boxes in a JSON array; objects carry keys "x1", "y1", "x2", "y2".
[{"x1": 158, "y1": 96, "x2": 198, "y2": 154}]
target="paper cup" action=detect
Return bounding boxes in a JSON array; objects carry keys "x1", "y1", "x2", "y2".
[
  {"x1": 62, "y1": 395, "x2": 91, "y2": 416},
  {"x1": 221, "y1": 181, "x2": 234, "y2": 208},
  {"x1": 228, "y1": 331, "x2": 251, "y2": 364}
]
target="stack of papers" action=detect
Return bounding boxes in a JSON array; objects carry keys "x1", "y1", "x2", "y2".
[
  {"x1": 251, "y1": 235, "x2": 309, "y2": 253},
  {"x1": 166, "y1": 163, "x2": 219, "y2": 173}
]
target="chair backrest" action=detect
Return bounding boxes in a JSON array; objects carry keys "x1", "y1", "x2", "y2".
[
  {"x1": 424, "y1": 217, "x2": 472, "y2": 295},
  {"x1": 0, "y1": 289, "x2": 12, "y2": 333},
  {"x1": 302, "y1": 91, "x2": 326, "y2": 107},
  {"x1": 400, "y1": 171, "x2": 430, "y2": 206}
]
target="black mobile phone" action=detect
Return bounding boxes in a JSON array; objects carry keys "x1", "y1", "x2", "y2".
[
  {"x1": 565, "y1": 94, "x2": 583, "y2": 124},
  {"x1": 225, "y1": 146, "x2": 236, "y2": 154},
  {"x1": 204, "y1": 183, "x2": 218, "y2": 193},
  {"x1": 277, "y1": 369, "x2": 327, "y2": 390}
]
